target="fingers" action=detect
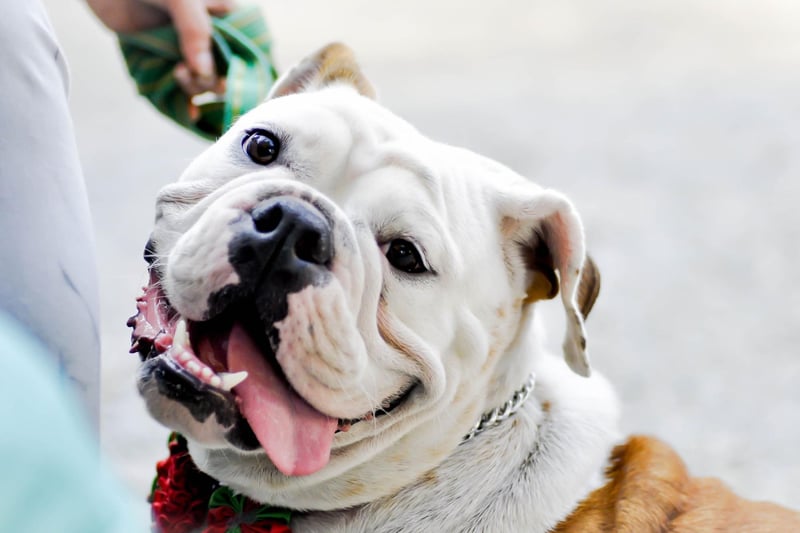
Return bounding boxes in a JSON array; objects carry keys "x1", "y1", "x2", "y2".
[
  {"x1": 140, "y1": 0, "x2": 235, "y2": 121},
  {"x1": 165, "y1": 0, "x2": 216, "y2": 78},
  {"x1": 205, "y1": 0, "x2": 235, "y2": 16},
  {"x1": 174, "y1": 62, "x2": 226, "y2": 95},
  {"x1": 174, "y1": 62, "x2": 227, "y2": 122}
]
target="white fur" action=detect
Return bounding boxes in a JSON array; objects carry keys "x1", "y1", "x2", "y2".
[{"x1": 140, "y1": 49, "x2": 621, "y2": 531}]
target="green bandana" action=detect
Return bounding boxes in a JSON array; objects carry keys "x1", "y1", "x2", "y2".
[{"x1": 118, "y1": 5, "x2": 278, "y2": 140}]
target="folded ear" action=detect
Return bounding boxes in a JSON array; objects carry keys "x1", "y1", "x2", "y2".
[
  {"x1": 267, "y1": 42, "x2": 376, "y2": 100},
  {"x1": 577, "y1": 254, "x2": 601, "y2": 320},
  {"x1": 500, "y1": 187, "x2": 592, "y2": 377}
]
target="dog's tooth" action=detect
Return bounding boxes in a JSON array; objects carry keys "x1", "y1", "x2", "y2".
[
  {"x1": 209, "y1": 375, "x2": 222, "y2": 388},
  {"x1": 201, "y1": 367, "x2": 213, "y2": 380},
  {"x1": 219, "y1": 371, "x2": 249, "y2": 391},
  {"x1": 173, "y1": 318, "x2": 189, "y2": 348},
  {"x1": 187, "y1": 361, "x2": 201, "y2": 375}
]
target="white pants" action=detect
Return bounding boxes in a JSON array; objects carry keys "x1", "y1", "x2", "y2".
[{"x1": 0, "y1": 0, "x2": 100, "y2": 429}]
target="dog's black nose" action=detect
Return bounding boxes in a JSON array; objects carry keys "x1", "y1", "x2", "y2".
[{"x1": 229, "y1": 196, "x2": 333, "y2": 290}]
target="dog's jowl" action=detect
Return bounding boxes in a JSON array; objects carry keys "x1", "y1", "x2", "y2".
[{"x1": 129, "y1": 43, "x2": 800, "y2": 532}]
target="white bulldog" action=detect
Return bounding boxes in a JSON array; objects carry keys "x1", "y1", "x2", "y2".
[{"x1": 130, "y1": 43, "x2": 621, "y2": 531}]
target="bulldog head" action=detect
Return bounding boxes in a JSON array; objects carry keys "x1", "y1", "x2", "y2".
[{"x1": 129, "y1": 43, "x2": 599, "y2": 509}]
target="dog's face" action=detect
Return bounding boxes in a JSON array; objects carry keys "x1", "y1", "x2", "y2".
[{"x1": 130, "y1": 44, "x2": 595, "y2": 509}]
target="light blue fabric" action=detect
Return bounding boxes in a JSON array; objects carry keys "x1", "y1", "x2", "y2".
[{"x1": 0, "y1": 313, "x2": 147, "y2": 533}]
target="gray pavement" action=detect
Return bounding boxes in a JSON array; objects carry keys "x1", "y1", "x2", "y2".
[{"x1": 45, "y1": 0, "x2": 800, "y2": 514}]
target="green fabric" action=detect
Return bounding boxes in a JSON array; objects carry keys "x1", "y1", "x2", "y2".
[{"x1": 118, "y1": 6, "x2": 278, "y2": 140}]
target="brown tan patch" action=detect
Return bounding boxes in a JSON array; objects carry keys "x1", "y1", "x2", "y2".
[
  {"x1": 500, "y1": 215, "x2": 521, "y2": 237},
  {"x1": 577, "y1": 255, "x2": 601, "y2": 319},
  {"x1": 342, "y1": 479, "x2": 366, "y2": 499},
  {"x1": 270, "y1": 43, "x2": 376, "y2": 99},
  {"x1": 522, "y1": 233, "x2": 559, "y2": 305},
  {"x1": 376, "y1": 302, "x2": 419, "y2": 364},
  {"x1": 553, "y1": 436, "x2": 800, "y2": 532},
  {"x1": 419, "y1": 469, "x2": 437, "y2": 486}
]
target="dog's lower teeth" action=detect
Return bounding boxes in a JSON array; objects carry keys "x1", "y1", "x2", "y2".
[{"x1": 218, "y1": 371, "x2": 248, "y2": 391}]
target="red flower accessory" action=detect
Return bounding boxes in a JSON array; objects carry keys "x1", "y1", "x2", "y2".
[
  {"x1": 206, "y1": 487, "x2": 291, "y2": 533},
  {"x1": 150, "y1": 433, "x2": 292, "y2": 533}
]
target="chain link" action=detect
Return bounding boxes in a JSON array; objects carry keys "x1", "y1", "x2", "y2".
[{"x1": 461, "y1": 373, "x2": 536, "y2": 443}]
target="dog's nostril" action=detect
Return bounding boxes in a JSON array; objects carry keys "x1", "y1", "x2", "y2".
[
  {"x1": 253, "y1": 204, "x2": 283, "y2": 234},
  {"x1": 295, "y1": 230, "x2": 326, "y2": 264}
]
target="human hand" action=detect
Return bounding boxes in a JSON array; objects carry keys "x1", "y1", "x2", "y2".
[
  {"x1": 138, "y1": 0, "x2": 233, "y2": 93},
  {"x1": 88, "y1": 0, "x2": 233, "y2": 114}
]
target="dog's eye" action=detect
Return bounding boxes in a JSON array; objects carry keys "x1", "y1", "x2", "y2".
[
  {"x1": 385, "y1": 239, "x2": 427, "y2": 274},
  {"x1": 243, "y1": 130, "x2": 280, "y2": 165}
]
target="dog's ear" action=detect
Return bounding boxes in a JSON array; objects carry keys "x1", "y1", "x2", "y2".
[
  {"x1": 267, "y1": 42, "x2": 376, "y2": 100},
  {"x1": 577, "y1": 255, "x2": 601, "y2": 320},
  {"x1": 499, "y1": 186, "x2": 592, "y2": 377}
]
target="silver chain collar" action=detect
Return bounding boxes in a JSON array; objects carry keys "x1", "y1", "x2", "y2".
[{"x1": 461, "y1": 373, "x2": 536, "y2": 443}]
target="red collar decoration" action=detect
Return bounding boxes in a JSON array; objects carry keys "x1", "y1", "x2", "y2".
[{"x1": 150, "y1": 433, "x2": 292, "y2": 533}]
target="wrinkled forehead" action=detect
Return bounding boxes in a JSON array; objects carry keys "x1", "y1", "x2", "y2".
[
  {"x1": 238, "y1": 86, "x2": 420, "y2": 155},
  {"x1": 235, "y1": 87, "x2": 459, "y2": 206},
  {"x1": 173, "y1": 85, "x2": 509, "y2": 240},
  {"x1": 175, "y1": 86, "x2": 421, "y2": 188}
]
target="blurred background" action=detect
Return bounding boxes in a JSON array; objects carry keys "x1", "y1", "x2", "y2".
[{"x1": 45, "y1": 0, "x2": 799, "y2": 515}]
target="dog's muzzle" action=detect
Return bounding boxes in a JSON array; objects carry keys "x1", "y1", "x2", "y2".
[
  {"x1": 230, "y1": 196, "x2": 333, "y2": 293},
  {"x1": 129, "y1": 193, "x2": 413, "y2": 476},
  {"x1": 216, "y1": 196, "x2": 334, "y2": 322}
]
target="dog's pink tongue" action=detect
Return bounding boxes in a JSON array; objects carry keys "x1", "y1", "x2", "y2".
[{"x1": 227, "y1": 324, "x2": 337, "y2": 476}]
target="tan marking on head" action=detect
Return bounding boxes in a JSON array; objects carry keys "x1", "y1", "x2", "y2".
[
  {"x1": 480, "y1": 329, "x2": 508, "y2": 373},
  {"x1": 523, "y1": 270, "x2": 558, "y2": 305},
  {"x1": 270, "y1": 43, "x2": 376, "y2": 99},
  {"x1": 481, "y1": 347, "x2": 500, "y2": 373},
  {"x1": 541, "y1": 401, "x2": 552, "y2": 413},
  {"x1": 522, "y1": 234, "x2": 559, "y2": 305},
  {"x1": 377, "y1": 303, "x2": 418, "y2": 363},
  {"x1": 500, "y1": 215, "x2": 521, "y2": 237}
]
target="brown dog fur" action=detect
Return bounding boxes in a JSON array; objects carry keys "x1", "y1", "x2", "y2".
[{"x1": 553, "y1": 436, "x2": 800, "y2": 532}]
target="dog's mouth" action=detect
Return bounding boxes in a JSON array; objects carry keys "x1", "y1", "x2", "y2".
[{"x1": 129, "y1": 270, "x2": 413, "y2": 476}]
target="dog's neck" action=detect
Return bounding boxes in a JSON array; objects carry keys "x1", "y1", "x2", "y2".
[
  {"x1": 292, "y1": 354, "x2": 620, "y2": 533},
  {"x1": 461, "y1": 373, "x2": 536, "y2": 443}
]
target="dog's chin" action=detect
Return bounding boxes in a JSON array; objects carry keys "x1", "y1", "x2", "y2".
[{"x1": 129, "y1": 269, "x2": 416, "y2": 477}]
